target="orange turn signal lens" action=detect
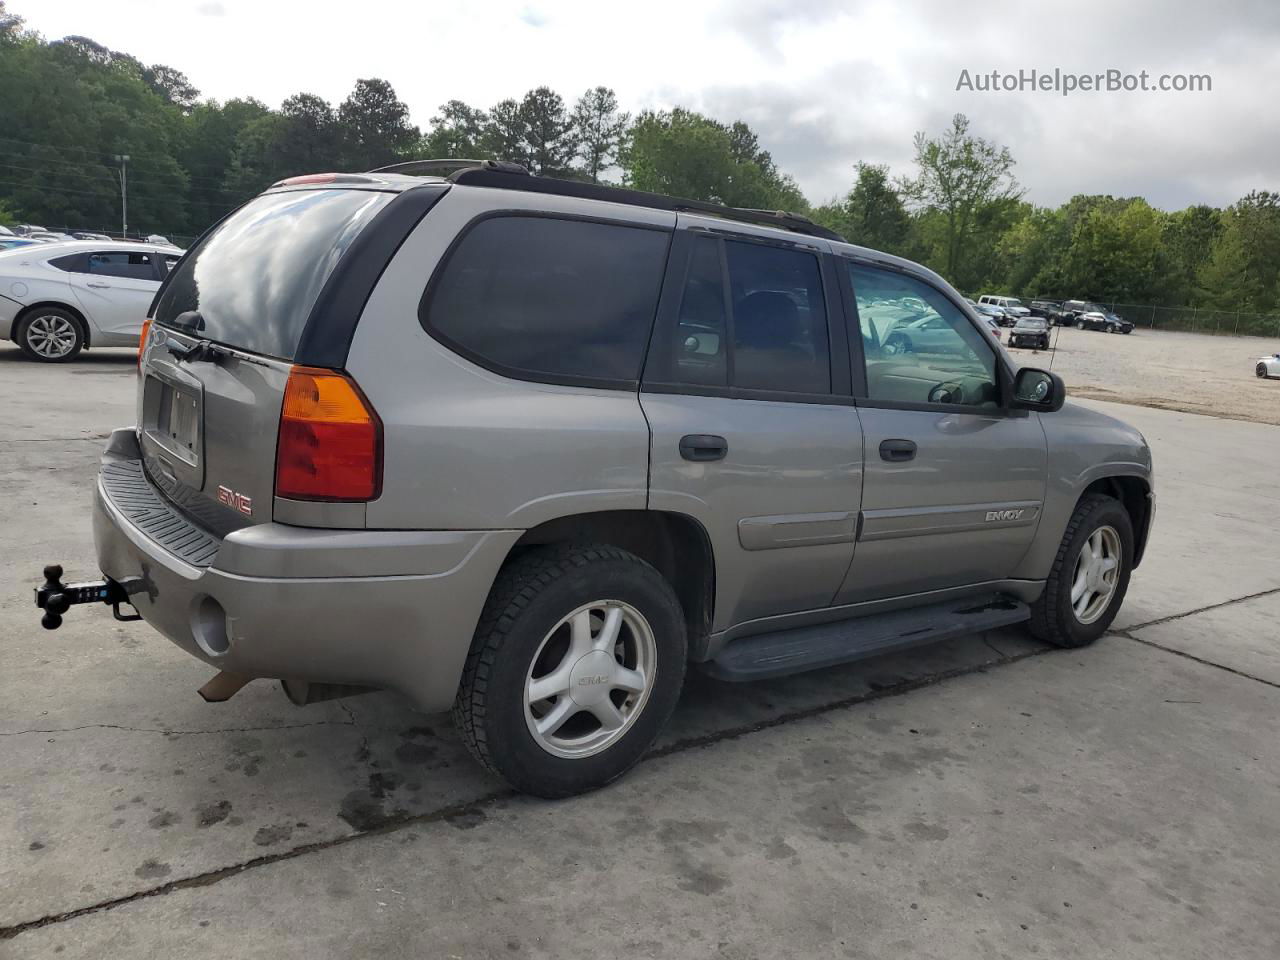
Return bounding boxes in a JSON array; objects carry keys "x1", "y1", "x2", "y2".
[{"x1": 275, "y1": 366, "x2": 381, "y2": 502}]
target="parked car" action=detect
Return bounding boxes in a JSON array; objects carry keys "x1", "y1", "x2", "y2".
[
  {"x1": 978, "y1": 295, "x2": 1031, "y2": 320},
  {"x1": 974, "y1": 302, "x2": 1014, "y2": 327},
  {"x1": 1256, "y1": 353, "x2": 1280, "y2": 379},
  {"x1": 0, "y1": 237, "x2": 42, "y2": 252},
  {"x1": 143, "y1": 234, "x2": 172, "y2": 245},
  {"x1": 42, "y1": 163, "x2": 1154, "y2": 798},
  {"x1": 981, "y1": 316, "x2": 1003, "y2": 342},
  {"x1": 1028, "y1": 299, "x2": 1066, "y2": 324},
  {"x1": 0, "y1": 224, "x2": 14, "y2": 236},
  {"x1": 71, "y1": 232, "x2": 114, "y2": 241},
  {"x1": 0, "y1": 240, "x2": 184, "y2": 361},
  {"x1": 12, "y1": 224, "x2": 47, "y2": 237},
  {"x1": 1009, "y1": 316, "x2": 1051, "y2": 350},
  {"x1": 1062, "y1": 300, "x2": 1133, "y2": 334},
  {"x1": 26, "y1": 231, "x2": 73, "y2": 243}
]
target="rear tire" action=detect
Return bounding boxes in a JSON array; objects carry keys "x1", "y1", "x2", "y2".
[
  {"x1": 452, "y1": 544, "x2": 687, "y2": 798},
  {"x1": 16, "y1": 307, "x2": 84, "y2": 362},
  {"x1": 1029, "y1": 494, "x2": 1134, "y2": 648},
  {"x1": 1258, "y1": 363, "x2": 1269, "y2": 379}
]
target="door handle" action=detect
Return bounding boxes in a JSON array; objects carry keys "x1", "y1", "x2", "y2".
[
  {"x1": 86, "y1": 281, "x2": 111, "y2": 289},
  {"x1": 879, "y1": 439, "x2": 917, "y2": 462},
  {"x1": 679, "y1": 434, "x2": 728, "y2": 462}
]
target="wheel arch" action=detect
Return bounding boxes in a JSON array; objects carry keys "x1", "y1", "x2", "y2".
[
  {"x1": 505, "y1": 510, "x2": 716, "y2": 658},
  {"x1": 15, "y1": 300, "x2": 91, "y2": 347},
  {"x1": 1078, "y1": 475, "x2": 1153, "y2": 567}
]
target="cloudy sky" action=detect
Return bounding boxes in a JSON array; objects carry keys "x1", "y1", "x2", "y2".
[{"x1": 13, "y1": 0, "x2": 1278, "y2": 209}]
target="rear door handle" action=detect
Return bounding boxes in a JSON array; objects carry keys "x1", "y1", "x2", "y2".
[
  {"x1": 878, "y1": 439, "x2": 917, "y2": 462},
  {"x1": 680, "y1": 434, "x2": 728, "y2": 462},
  {"x1": 86, "y1": 281, "x2": 111, "y2": 289}
]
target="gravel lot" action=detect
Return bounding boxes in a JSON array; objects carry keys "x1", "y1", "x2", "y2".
[
  {"x1": 1006, "y1": 325, "x2": 1280, "y2": 425},
  {"x1": 1, "y1": 343, "x2": 1278, "y2": 959}
]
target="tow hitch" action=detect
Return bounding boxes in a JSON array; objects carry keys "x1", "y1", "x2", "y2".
[{"x1": 34, "y1": 564, "x2": 142, "y2": 630}]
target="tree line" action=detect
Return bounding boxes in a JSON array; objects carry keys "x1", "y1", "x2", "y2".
[{"x1": 1, "y1": 3, "x2": 1276, "y2": 326}]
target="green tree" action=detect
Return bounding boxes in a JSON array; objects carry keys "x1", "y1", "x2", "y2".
[
  {"x1": 812, "y1": 162, "x2": 912, "y2": 252},
  {"x1": 1062, "y1": 199, "x2": 1164, "y2": 302},
  {"x1": 337, "y1": 78, "x2": 419, "y2": 171},
  {"x1": 900, "y1": 113, "x2": 1021, "y2": 281},
  {"x1": 519, "y1": 87, "x2": 577, "y2": 177},
  {"x1": 621, "y1": 108, "x2": 804, "y2": 210},
  {"x1": 1196, "y1": 192, "x2": 1280, "y2": 312},
  {"x1": 481, "y1": 98, "x2": 528, "y2": 166},
  {"x1": 421, "y1": 99, "x2": 489, "y2": 159},
  {"x1": 572, "y1": 86, "x2": 627, "y2": 183}
]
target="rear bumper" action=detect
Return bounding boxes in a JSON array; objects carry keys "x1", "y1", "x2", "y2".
[{"x1": 92, "y1": 428, "x2": 521, "y2": 712}]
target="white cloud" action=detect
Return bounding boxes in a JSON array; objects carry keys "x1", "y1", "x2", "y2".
[{"x1": 10, "y1": 0, "x2": 1274, "y2": 209}]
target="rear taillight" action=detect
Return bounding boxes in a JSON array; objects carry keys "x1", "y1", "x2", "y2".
[
  {"x1": 137, "y1": 317, "x2": 151, "y2": 371},
  {"x1": 275, "y1": 366, "x2": 381, "y2": 502}
]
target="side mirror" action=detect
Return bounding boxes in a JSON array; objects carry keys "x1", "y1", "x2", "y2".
[{"x1": 1011, "y1": 367, "x2": 1065, "y2": 412}]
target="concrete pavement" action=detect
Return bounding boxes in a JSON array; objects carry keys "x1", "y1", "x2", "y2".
[{"x1": 1, "y1": 344, "x2": 1277, "y2": 958}]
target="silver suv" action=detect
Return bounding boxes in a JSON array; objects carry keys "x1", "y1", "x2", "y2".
[{"x1": 44, "y1": 162, "x2": 1154, "y2": 797}]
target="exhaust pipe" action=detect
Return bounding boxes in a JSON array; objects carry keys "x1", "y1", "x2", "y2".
[{"x1": 197, "y1": 671, "x2": 254, "y2": 703}]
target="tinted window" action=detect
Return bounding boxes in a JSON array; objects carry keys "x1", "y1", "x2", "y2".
[
  {"x1": 850, "y1": 263, "x2": 999, "y2": 409},
  {"x1": 666, "y1": 236, "x2": 728, "y2": 387},
  {"x1": 725, "y1": 241, "x2": 830, "y2": 393},
  {"x1": 153, "y1": 189, "x2": 392, "y2": 359},
  {"x1": 85, "y1": 251, "x2": 158, "y2": 281},
  {"x1": 650, "y1": 237, "x2": 830, "y2": 396},
  {"x1": 423, "y1": 216, "x2": 670, "y2": 385},
  {"x1": 162, "y1": 254, "x2": 181, "y2": 273}
]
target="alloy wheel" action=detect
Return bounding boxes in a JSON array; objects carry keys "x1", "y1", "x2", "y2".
[
  {"x1": 25, "y1": 314, "x2": 78, "y2": 359},
  {"x1": 1070, "y1": 525, "x2": 1122, "y2": 624},
  {"x1": 523, "y1": 600, "x2": 657, "y2": 759}
]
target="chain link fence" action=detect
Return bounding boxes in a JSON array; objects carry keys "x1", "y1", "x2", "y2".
[{"x1": 1101, "y1": 303, "x2": 1280, "y2": 338}]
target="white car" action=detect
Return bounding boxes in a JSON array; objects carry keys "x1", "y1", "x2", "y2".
[
  {"x1": 1257, "y1": 354, "x2": 1280, "y2": 379},
  {"x1": 978, "y1": 294, "x2": 1031, "y2": 319},
  {"x1": 0, "y1": 240, "x2": 183, "y2": 361}
]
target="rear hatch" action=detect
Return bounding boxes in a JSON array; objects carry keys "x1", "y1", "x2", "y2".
[{"x1": 138, "y1": 186, "x2": 396, "y2": 535}]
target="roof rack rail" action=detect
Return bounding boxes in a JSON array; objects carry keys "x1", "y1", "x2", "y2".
[
  {"x1": 367, "y1": 158, "x2": 529, "y2": 177},
  {"x1": 441, "y1": 164, "x2": 844, "y2": 242}
]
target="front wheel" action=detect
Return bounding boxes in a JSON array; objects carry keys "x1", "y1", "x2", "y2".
[
  {"x1": 1258, "y1": 363, "x2": 1270, "y2": 379},
  {"x1": 452, "y1": 544, "x2": 687, "y2": 798},
  {"x1": 1077, "y1": 320, "x2": 1087, "y2": 330},
  {"x1": 1029, "y1": 494, "x2": 1134, "y2": 648}
]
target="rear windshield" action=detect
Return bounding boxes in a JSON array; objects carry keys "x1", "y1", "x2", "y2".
[{"x1": 152, "y1": 189, "x2": 393, "y2": 359}]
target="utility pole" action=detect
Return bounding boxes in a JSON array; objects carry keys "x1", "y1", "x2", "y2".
[{"x1": 113, "y1": 154, "x2": 129, "y2": 238}]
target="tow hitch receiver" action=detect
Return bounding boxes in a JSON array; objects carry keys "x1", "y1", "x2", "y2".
[{"x1": 34, "y1": 564, "x2": 142, "y2": 630}]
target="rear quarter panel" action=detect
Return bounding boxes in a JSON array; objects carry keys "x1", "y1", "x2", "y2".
[{"x1": 348, "y1": 186, "x2": 674, "y2": 531}]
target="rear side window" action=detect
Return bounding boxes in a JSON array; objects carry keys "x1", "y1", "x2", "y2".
[
  {"x1": 85, "y1": 251, "x2": 158, "y2": 281},
  {"x1": 648, "y1": 235, "x2": 831, "y2": 396},
  {"x1": 421, "y1": 215, "x2": 670, "y2": 387},
  {"x1": 152, "y1": 189, "x2": 393, "y2": 360}
]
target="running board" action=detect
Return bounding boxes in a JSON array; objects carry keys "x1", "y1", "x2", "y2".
[{"x1": 703, "y1": 595, "x2": 1031, "y2": 682}]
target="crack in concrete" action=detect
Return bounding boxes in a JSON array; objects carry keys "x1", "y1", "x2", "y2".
[
  {"x1": 0, "y1": 644, "x2": 1048, "y2": 941},
  {"x1": 0, "y1": 719, "x2": 355, "y2": 737},
  {"x1": 5, "y1": 585, "x2": 1278, "y2": 941},
  {"x1": 1121, "y1": 586, "x2": 1280, "y2": 633},
  {"x1": 1115, "y1": 632, "x2": 1280, "y2": 690}
]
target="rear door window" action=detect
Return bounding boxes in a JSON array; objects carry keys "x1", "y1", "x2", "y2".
[
  {"x1": 152, "y1": 188, "x2": 393, "y2": 360},
  {"x1": 647, "y1": 235, "x2": 831, "y2": 397},
  {"x1": 84, "y1": 251, "x2": 159, "y2": 281},
  {"x1": 421, "y1": 215, "x2": 671, "y2": 387}
]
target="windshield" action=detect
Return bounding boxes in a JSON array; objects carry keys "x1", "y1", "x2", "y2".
[{"x1": 152, "y1": 188, "x2": 393, "y2": 359}]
